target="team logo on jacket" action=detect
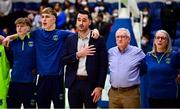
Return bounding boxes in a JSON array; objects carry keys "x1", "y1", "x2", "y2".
[
  {"x1": 165, "y1": 58, "x2": 171, "y2": 64},
  {"x1": 53, "y1": 35, "x2": 58, "y2": 41},
  {"x1": 28, "y1": 41, "x2": 34, "y2": 47}
]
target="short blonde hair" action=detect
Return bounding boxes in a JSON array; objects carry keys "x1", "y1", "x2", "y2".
[
  {"x1": 15, "y1": 17, "x2": 32, "y2": 27},
  {"x1": 151, "y1": 30, "x2": 172, "y2": 55},
  {"x1": 41, "y1": 7, "x2": 57, "y2": 18}
]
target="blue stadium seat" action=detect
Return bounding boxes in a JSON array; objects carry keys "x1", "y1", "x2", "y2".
[
  {"x1": 111, "y1": 2, "x2": 118, "y2": 10},
  {"x1": 172, "y1": 38, "x2": 180, "y2": 52},
  {"x1": 172, "y1": 46, "x2": 180, "y2": 52},
  {"x1": 150, "y1": 1, "x2": 165, "y2": 9},
  {"x1": 12, "y1": 2, "x2": 26, "y2": 12},
  {"x1": 88, "y1": 2, "x2": 96, "y2": 8},
  {"x1": 176, "y1": 21, "x2": 180, "y2": 30},
  {"x1": 173, "y1": 38, "x2": 180, "y2": 47},
  {"x1": 176, "y1": 30, "x2": 180, "y2": 38},
  {"x1": 137, "y1": 2, "x2": 150, "y2": 11},
  {"x1": 150, "y1": 8, "x2": 161, "y2": 20},
  {"x1": 176, "y1": 2, "x2": 180, "y2": 8},
  {"x1": 150, "y1": 30, "x2": 156, "y2": 39},
  {"x1": 25, "y1": 2, "x2": 39, "y2": 11},
  {"x1": 105, "y1": 2, "x2": 113, "y2": 14},
  {"x1": 150, "y1": 19, "x2": 162, "y2": 32},
  {"x1": 176, "y1": 21, "x2": 180, "y2": 39}
]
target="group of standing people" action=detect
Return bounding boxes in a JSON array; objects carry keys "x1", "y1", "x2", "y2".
[
  {"x1": 0, "y1": 7, "x2": 101, "y2": 108},
  {"x1": 0, "y1": 6, "x2": 180, "y2": 109}
]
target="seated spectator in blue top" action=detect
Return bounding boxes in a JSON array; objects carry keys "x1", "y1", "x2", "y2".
[{"x1": 54, "y1": 2, "x2": 67, "y2": 29}]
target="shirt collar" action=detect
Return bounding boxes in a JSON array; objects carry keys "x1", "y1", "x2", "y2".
[
  {"x1": 78, "y1": 30, "x2": 91, "y2": 40},
  {"x1": 17, "y1": 32, "x2": 31, "y2": 40},
  {"x1": 117, "y1": 45, "x2": 130, "y2": 53}
]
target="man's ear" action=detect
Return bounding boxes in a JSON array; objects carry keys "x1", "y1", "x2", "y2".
[
  {"x1": 89, "y1": 19, "x2": 92, "y2": 26},
  {"x1": 128, "y1": 37, "x2": 131, "y2": 43}
]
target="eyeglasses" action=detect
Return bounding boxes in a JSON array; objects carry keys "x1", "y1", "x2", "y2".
[
  {"x1": 116, "y1": 35, "x2": 128, "y2": 39},
  {"x1": 155, "y1": 36, "x2": 167, "y2": 40}
]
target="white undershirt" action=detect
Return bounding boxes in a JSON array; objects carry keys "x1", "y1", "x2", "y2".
[{"x1": 76, "y1": 32, "x2": 91, "y2": 76}]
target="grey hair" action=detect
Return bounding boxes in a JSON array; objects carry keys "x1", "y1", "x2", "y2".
[
  {"x1": 116, "y1": 28, "x2": 131, "y2": 38},
  {"x1": 151, "y1": 30, "x2": 172, "y2": 55}
]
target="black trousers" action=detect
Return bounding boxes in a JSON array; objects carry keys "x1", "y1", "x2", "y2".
[
  {"x1": 68, "y1": 80, "x2": 97, "y2": 109},
  {"x1": 7, "y1": 82, "x2": 36, "y2": 108},
  {"x1": 149, "y1": 97, "x2": 178, "y2": 108},
  {"x1": 37, "y1": 75, "x2": 65, "y2": 108}
]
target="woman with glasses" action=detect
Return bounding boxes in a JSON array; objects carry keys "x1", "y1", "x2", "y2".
[{"x1": 142, "y1": 30, "x2": 180, "y2": 108}]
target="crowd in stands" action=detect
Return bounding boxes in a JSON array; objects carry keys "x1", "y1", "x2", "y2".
[
  {"x1": 139, "y1": 0, "x2": 180, "y2": 53},
  {"x1": 0, "y1": 0, "x2": 118, "y2": 43}
]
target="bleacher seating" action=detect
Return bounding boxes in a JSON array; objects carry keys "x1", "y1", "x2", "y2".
[
  {"x1": 176, "y1": 30, "x2": 180, "y2": 39},
  {"x1": 173, "y1": 38, "x2": 180, "y2": 47},
  {"x1": 88, "y1": 2, "x2": 96, "y2": 8},
  {"x1": 173, "y1": 38, "x2": 180, "y2": 52},
  {"x1": 137, "y1": 2, "x2": 150, "y2": 11},
  {"x1": 150, "y1": 1, "x2": 165, "y2": 9},
  {"x1": 150, "y1": 8, "x2": 161, "y2": 19},
  {"x1": 176, "y1": 2, "x2": 180, "y2": 8},
  {"x1": 12, "y1": 2, "x2": 26, "y2": 11},
  {"x1": 25, "y1": 2, "x2": 39, "y2": 11},
  {"x1": 111, "y1": 2, "x2": 118, "y2": 11}
]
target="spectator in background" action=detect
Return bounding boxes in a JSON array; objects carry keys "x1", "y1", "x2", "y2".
[
  {"x1": 108, "y1": 28, "x2": 145, "y2": 108},
  {"x1": 75, "y1": 0, "x2": 89, "y2": 12},
  {"x1": 32, "y1": 5, "x2": 45, "y2": 29},
  {"x1": 54, "y1": 2, "x2": 66, "y2": 29},
  {"x1": 40, "y1": 0, "x2": 51, "y2": 8},
  {"x1": 111, "y1": 9, "x2": 119, "y2": 23},
  {"x1": 93, "y1": 12, "x2": 110, "y2": 42},
  {"x1": 142, "y1": 7, "x2": 151, "y2": 39},
  {"x1": 0, "y1": 7, "x2": 30, "y2": 35},
  {"x1": 62, "y1": 0, "x2": 71, "y2": 11},
  {"x1": 65, "y1": 5, "x2": 77, "y2": 31},
  {"x1": 0, "y1": 0, "x2": 12, "y2": 34},
  {"x1": 83, "y1": 5, "x2": 91, "y2": 12},
  {"x1": 0, "y1": 0, "x2": 12, "y2": 16},
  {"x1": 142, "y1": 30, "x2": 180, "y2": 108},
  {"x1": 161, "y1": 0, "x2": 178, "y2": 39},
  {"x1": 0, "y1": 28, "x2": 6, "y2": 37},
  {"x1": 94, "y1": 0, "x2": 107, "y2": 13},
  {"x1": 141, "y1": 7, "x2": 152, "y2": 53}
]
